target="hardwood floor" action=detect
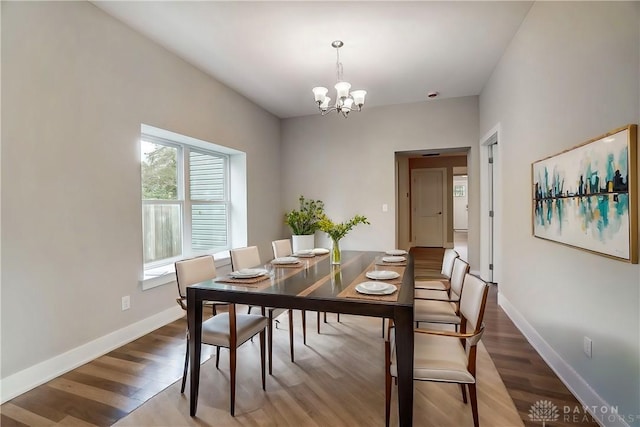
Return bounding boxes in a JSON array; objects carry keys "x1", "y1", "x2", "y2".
[
  {"x1": 1, "y1": 248, "x2": 597, "y2": 426},
  {"x1": 482, "y1": 285, "x2": 598, "y2": 427}
]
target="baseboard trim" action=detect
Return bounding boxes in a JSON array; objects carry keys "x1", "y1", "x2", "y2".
[
  {"x1": 497, "y1": 292, "x2": 628, "y2": 427},
  {"x1": 0, "y1": 305, "x2": 184, "y2": 404}
]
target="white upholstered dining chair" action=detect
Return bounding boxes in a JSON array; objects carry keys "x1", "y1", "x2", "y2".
[
  {"x1": 175, "y1": 255, "x2": 228, "y2": 317},
  {"x1": 230, "y1": 245, "x2": 298, "y2": 374},
  {"x1": 385, "y1": 273, "x2": 489, "y2": 427},
  {"x1": 175, "y1": 255, "x2": 268, "y2": 416},
  {"x1": 414, "y1": 248, "x2": 459, "y2": 291},
  {"x1": 414, "y1": 257, "x2": 470, "y2": 328},
  {"x1": 271, "y1": 239, "x2": 293, "y2": 258}
]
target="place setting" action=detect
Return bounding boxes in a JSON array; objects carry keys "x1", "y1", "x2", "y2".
[
  {"x1": 340, "y1": 278, "x2": 400, "y2": 302},
  {"x1": 376, "y1": 249, "x2": 408, "y2": 266},
  {"x1": 217, "y1": 268, "x2": 271, "y2": 284},
  {"x1": 271, "y1": 256, "x2": 303, "y2": 268},
  {"x1": 355, "y1": 281, "x2": 398, "y2": 296},
  {"x1": 339, "y1": 259, "x2": 403, "y2": 301},
  {"x1": 291, "y1": 249, "x2": 316, "y2": 258}
]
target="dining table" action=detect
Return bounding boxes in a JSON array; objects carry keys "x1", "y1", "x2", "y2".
[{"x1": 187, "y1": 250, "x2": 415, "y2": 426}]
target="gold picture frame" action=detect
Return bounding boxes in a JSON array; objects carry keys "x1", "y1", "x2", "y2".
[{"x1": 532, "y1": 124, "x2": 637, "y2": 263}]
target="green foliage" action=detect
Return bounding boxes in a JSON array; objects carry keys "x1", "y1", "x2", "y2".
[
  {"x1": 142, "y1": 145, "x2": 177, "y2": 200},
  {"x1": 318, "y1": 214, "x2": 370, "y2": 241},
  {"x1": 284, "y1": 196, "x2": 326, "y2": 235}
]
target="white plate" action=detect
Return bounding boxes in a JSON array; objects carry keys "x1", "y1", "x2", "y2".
[
  {"x1": 382, "y1": 255, "x2": 406, "y2": 263},
  {"x1": 366, "y1": 270, "x2": 401, "y2": 280},
  {"x1": 272, "y1": 257, "x2": 300, "y2": 265},
  {"x1": 385, "y1": 249, "x2": 407, "y2": 256},
  {"x1": 230, "y1": 268, "x2": 267, "y2": 278},
  {"x1": 312, "y1": 248, "x2": 330, "y2": 255},
  {"x1": 355, "y1": 282, "x2": 397, "y2": 295},
  {"x1": 293, "y1": 250, "x2": 315, "y2": 258}
]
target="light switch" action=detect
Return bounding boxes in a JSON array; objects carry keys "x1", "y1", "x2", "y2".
[{"x1": 382, "y1": 204, "x2": 388, "y2": 212}]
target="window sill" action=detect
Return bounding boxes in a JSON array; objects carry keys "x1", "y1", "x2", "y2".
[
  {"x1": 140, "y1": 265, "x2": 176, "y2": 290},
  {"x1": 140, "y1": 253, "x2": 232, "y2": 291}
]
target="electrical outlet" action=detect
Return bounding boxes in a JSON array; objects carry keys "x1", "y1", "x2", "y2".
[
  {"x1": 583, "y1": 336, "x2": 592, "y2": 358},
  {"x1": 122, "y1": 295, "x2": 131, "y2": 311}
]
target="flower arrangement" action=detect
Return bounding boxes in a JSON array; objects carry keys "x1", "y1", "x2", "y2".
[
  {"x1": 318, "y1": 215, "x2": 370, "y2": 241},
  {"x1": 318, "y1": 214, "x2": 370, "y2": 264},
  {"x1": 284, "y1": 196, "x2": 326, "y2": 235}
]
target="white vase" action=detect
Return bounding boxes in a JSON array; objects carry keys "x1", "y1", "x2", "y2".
[{"x1": 292, "y1": 234, "x2": 315, "y2": 253}]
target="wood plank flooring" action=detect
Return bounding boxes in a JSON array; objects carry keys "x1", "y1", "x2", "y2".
[
  {"x1": 111, "y1": 316, "x2": 520, "y2": 427},
  {"x1": 1, "y1": 248, "x2": 597, "y2": 426}
]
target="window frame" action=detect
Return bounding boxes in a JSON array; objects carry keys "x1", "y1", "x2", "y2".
[{"x1": 141, "y1": 134, "x2": 231, "y2": 271}]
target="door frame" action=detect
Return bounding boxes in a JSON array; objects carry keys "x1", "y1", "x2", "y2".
[
  {"x1": 410, "y1": 167, "x2": 448, "y2": 247},
  {"x1": 480, "y1": 124, "x2": 502, "y2": 284}
]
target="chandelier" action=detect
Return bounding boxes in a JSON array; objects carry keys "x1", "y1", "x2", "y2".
[{"x1": 312, "y1": 40, "x2": 367, "y2": 117}]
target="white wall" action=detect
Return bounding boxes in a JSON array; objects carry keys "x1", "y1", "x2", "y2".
[
  {"x1": 281, "y1": 97, "x2": 479, "y2": 265},
  {"x1": 480, "y1": 2, "x2": 640, "y2": 423},
  {"x1": 1, "y1": 0, "x2": 281, "y2": 392}
]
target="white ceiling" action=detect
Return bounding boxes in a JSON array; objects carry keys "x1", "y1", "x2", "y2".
[{"x1": 93, "y1": 1, "x2": 533, "y2": 119}]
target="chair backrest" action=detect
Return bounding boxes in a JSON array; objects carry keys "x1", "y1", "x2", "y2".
[
  {"x1": 272, "y1": 239, "x2": 292, "y2": 258},
  {"x1": 441, "y1": 249, "x2": 459, "y2": 277},
  {"x1": 459, "y1": 273, "x2": 489, "y2": 336},
  {"x1": 175, "y1": 255, "x2": 217, "y2": 299},
  {"x1": 230, "y1": 246, "x2": 261, "y2": 271},
  {"x1": 449, "y1": 258, "x2": 470, "y2": 300}
]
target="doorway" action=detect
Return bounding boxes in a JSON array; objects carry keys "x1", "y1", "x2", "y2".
[
  {"x1": 395, "y1": 150, "x2": 469, "y2": 251},
  {"x1": 411, "y1": 168, "x2": 446, "y2": 247},
  {"x1": 453, "y1": 175, "x2": 468, "y2": 230}
]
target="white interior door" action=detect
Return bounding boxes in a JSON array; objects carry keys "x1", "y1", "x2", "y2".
[
  {"x1": 453, "y1": 176, "x2": 468, "y2": 230},
  {"x1": 411, "y1": 168, "x2": 445, "y2": 247}
]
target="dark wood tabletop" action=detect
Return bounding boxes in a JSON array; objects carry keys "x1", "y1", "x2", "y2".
[{"x1": 187, "y1": 250, "x2": 415, "y2": 426}]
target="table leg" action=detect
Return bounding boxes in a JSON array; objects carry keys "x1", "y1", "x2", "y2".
[
  {"x1": 394, "y1": 306, "x2": 414, "y2": 427},
  {"x1": 188, "y1": 289, "x2": 203, "y2": 416}
]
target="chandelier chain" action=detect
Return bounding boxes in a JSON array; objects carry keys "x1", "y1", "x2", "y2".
[{"x1": 335, "y1": 47, "x2": 343, "y2": 82}]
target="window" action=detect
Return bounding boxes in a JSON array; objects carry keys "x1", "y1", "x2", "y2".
[{"x1": 141, "y1": 135, "x2": 229, "y2": 269}]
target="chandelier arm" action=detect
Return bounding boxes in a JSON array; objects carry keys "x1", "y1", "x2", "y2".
[{"x1": 319, "y1": 106, "x2": 338, "y2": 116}]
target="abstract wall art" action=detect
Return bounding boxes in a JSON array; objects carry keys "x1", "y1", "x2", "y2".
[{"x1": 532, "y1": 124, "x2": 637, "y2": 263}]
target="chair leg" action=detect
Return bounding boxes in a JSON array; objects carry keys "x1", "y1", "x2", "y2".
[
  {"x1": 302, "y1": 311, "x2": 307, "y2": 345},
  {"x1": 260, "y1": 330, "x2": 266, "y2": 391},
  {"x1": 324, "y1": 312, "x2": 327, "y2": 323},
  {"x1": 381, "y1": 318, "x2": 386, "y2": 338},
  {"x1": 337, "y1": 313, "x2": 340, "y2": 322},
  {"x1": 469, "y1": 383, "x2": 479, "y2": 427},
  {"x1": 460, "y1": 383, "x2": 468, "y2": 403},
  {"x1": 180, "y1": 340, "x2": 189, "y2": 394},
  {"x1": 216, "y1": 346, "x2": 221, "y2": 369},
  {"x1": 229, "y1": 347, "x2": 237, "y2": 416},
  {"x1": 317, "y1": 312, "x2": 321, "y2": 333},
  {"x1": 384, "y1": 340, "x2": 392, "y2": 427},
  {"x1": 288, "y1": 309, "x2": 295, "y2": 362},
  {"x1": 268, "y1": 312, "x2": 274, "y2": 375}
]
